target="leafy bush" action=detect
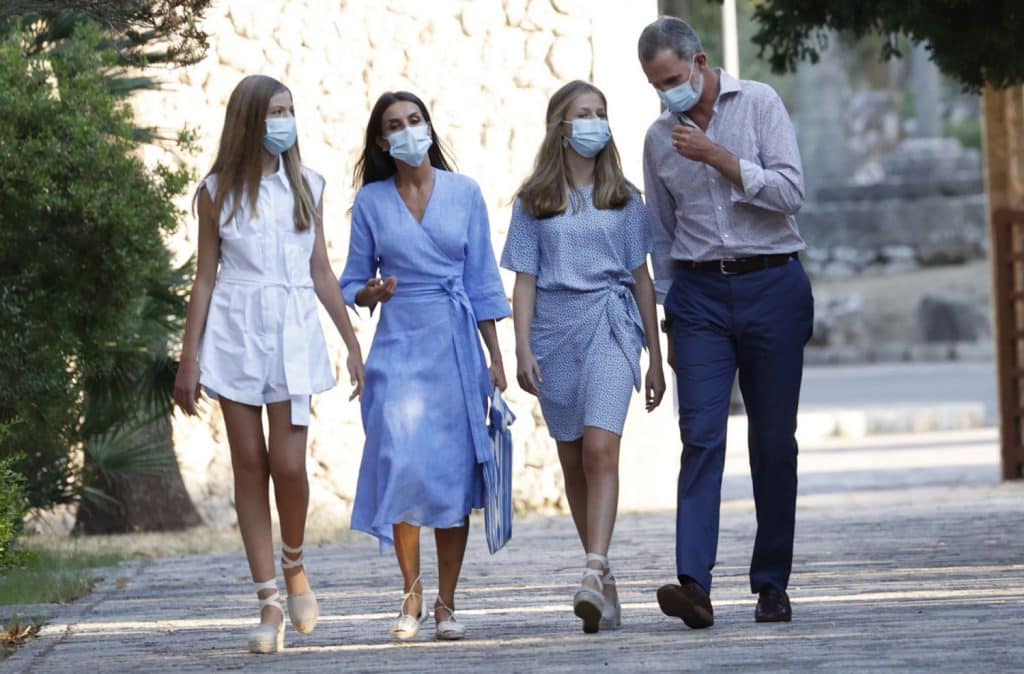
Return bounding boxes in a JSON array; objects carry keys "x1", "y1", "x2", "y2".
[
  {"x1": 0, "y1": 449, "x2": 28, "y2": 572},
  {"x1": 0, "y1": 23, "x2": 192, "y2": 510}
]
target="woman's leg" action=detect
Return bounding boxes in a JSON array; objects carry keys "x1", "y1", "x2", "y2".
[
  {"x1": 393, "y1": 522, "x2": 423, "y2": 617},
  {"x1": 581, "y1": 426, "x2": 622, "y2": 603},
  {"x1": 434, "y1": 519, "x2": 469, "y2": 621},
  {"x1": 266, "y1": 401, "x2": 311, "y2": 597},
  {"x1": 221, "y1": 398, "x2": 277, "y2": 624},
  {"x1": 557, "y1": 438, "x2": 588, "y2": 550}
]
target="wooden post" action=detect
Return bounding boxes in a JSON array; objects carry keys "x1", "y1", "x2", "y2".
[
  {"x1": 983, "y1": 83, "x2": 1024, "y2": 480},
  {"x1": 991, "y1": 209, "x2": 1024, "y2": 479}
]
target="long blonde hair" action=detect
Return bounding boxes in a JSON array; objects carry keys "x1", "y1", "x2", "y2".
[
  {"x1": 195, "y1": 75, "x2": 317, "y2": 231},
  {"x1": 516, "y1": 80, "x2": 634, "y2": 219}
]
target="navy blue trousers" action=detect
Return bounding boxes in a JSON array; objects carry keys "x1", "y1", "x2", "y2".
[{"x1": 665, "y1": 258, "x2": 813, "y2": 595}]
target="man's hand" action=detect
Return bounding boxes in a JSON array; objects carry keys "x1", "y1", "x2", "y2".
[{"x1": 671, "y1": 124, "x2": 716, "y2": 163}]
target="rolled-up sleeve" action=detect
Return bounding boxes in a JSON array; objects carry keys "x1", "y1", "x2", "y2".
[
  {"x1": 464, "y1": 185, "x2": 512, "y2": 322},
  {"x1": 339, "y1": 193, "x2": 377, "y2": 310},
  {"x1": 643, "y1": 130, "x2": 678, "y2": 304},
  {"x1": 730, "y1": 88, "x2": 804, "y2": 215}
]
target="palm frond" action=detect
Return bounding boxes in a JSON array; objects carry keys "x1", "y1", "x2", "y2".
[{"x1": 85, "y1": 418, "x2": 176, "y2": 479}]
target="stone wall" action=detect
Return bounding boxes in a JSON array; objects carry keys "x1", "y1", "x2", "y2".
[{"x1": 131, "y1": 0, "x2": 660, "y2": 529}]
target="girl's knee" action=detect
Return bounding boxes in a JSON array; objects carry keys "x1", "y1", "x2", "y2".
[{"x1": 269, "y1": 455, "x2": 307, "y2": 484}]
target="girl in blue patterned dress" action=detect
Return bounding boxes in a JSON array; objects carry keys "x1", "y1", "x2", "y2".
[
  {"x1": 340, "y1": 91, "x2": 510, "y2": 642},
  {"x1": 500, "y1": 80, "x2": 666, "y2": 633}
]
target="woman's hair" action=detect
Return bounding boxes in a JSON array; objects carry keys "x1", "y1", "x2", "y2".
[
  {"x1": 353, "y1": 91, "x2": 455, "y2": 189},
  {"x1": 195, "y1": 75, "x2": 317, "y2": 231},
  {"x1": 516, "y1": 80, "x2": 634, "y2": 219}
]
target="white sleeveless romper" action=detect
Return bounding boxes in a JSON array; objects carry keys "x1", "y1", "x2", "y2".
[{"x1": 198, "y1": 160, "x2": 335, "y2": 425}]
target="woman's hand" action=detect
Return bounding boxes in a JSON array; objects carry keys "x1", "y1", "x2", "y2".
[
  {"x1": 173, "y1": 359, "x2": 202, "y2": 416},
  {"x1": 489, "y1": 356, "x2": 508, "y2": 393},
  {"x1": 357, "y1": 276, "x2": 397, "y2": 306},
  {"x1": 515, "y1": 349, "x2": 542, "y2": 396},
  {"x1": 645, "y1": 362, "x2": 666, "y2": 412},
  {"x1": 346, "y1": 348, "x2": 365, "y2": 400}
]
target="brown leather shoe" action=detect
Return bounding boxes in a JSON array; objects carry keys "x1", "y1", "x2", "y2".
[
  {"x1": 755, "y1": 587, "x2": 792, "y2": 622},
  {"x1": 657, "y1": 581, "x2": 714, "y2": 629}
]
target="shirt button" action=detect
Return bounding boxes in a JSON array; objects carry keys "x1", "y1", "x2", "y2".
[{"x1": 718, "y1": 206, "x2": 723, "y2": 210}]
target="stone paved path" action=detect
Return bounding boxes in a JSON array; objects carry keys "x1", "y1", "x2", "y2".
[{"x1": 5, "y1": 429, "x2": 1023, "y2": 673}]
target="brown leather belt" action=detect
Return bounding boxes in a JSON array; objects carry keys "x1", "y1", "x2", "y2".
[{"x1": 675, "y1": 253, "x2": 797, "y2": 276}]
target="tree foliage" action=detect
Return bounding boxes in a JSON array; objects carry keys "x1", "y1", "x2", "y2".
[
  {"x1": 0, "y1": 23, "x2": 192, "y2": 509},
  {"x1": 746, "y1": 0, "x2": 1024, "y2": 92},
  {"x1": 0, "y1": 0, "x2": 211, "y2": 67}
]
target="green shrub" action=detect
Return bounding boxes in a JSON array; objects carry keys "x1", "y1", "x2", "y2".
[
  {"x1": 0, "y1": 451, "x2": 28, "y2": 572},
  {"x1": 0, "y1": 23, "x2": 191, "y2": 510}
]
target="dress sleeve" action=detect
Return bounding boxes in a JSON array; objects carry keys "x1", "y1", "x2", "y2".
[
  {"x1": 623, "y1": 192, "x2": 653, "y2": 273},
  {"x1": 464, "y1": 184, "x2": 512, "y2": 322},
  {"x1": 339, "y1": 191, "x2": 378, "y2": 309},
  {"x1": 498, "y1": 199, "x2": 539, "y2": 276}
]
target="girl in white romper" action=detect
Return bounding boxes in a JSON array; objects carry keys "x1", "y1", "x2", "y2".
[{"x1": 174, "y1": 75, "x2": 365, "y2": 654}]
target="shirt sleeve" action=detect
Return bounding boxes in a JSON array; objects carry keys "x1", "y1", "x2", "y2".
[
  {"x1": 499, "y1": 199, "x2": 540, "y2": 276},
  {"x1": 729, "y1": 87, "x2": 805, "y2": 215},
  {"x1": 339, "y1": 191, "x2": 378, "y2": 311},
  {"x1": 623, "y1": 192, "x2": 653, "y2": 273},
  {"x1": 642, "y1": 129, "x2": 678, "y2": 304},
  {"x1": 464, "y1": 184, "x2": 512, "y2": 322}
]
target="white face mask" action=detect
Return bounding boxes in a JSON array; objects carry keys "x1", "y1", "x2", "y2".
[
  {"x1": 387, "y1": 123, "x2": 433, "y2": 167},
  {"x1": 658, "y1": 54, "x2": 704, "y2": 113},
  {"x1": 564, "y1": 118, "x2": 612, "y2": 158}
]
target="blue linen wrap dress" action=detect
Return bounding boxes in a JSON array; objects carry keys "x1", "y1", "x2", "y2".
[
  {"x1": 340, "y1": 170, "x2": 511, "y2": 548},
  {"x1": 500, "y1": 186, "x2": 652, "y2": 441}
]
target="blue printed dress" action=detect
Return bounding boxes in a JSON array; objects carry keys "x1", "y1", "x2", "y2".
[
  {"x1": 340, "y1": 170, "x2": 511, "y2": 547},
  {"x1": 500, "y1": 186, "x2": 652, "y2": 441}
]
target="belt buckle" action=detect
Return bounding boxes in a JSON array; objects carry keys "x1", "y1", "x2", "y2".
[{"x1": 719, "y1": 258, "x2": 738, "y2": 275}]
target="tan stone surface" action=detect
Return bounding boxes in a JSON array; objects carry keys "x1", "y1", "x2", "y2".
[{"x1": 6, "y1": 429, "x2": 1023, "y2": 672}]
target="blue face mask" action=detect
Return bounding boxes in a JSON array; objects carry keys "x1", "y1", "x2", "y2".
[
  {"x1": 564, "y1": 118, "x2": 611, "y2": 158},
  {"x1": 263, "y1": 116, "x2": 297, "y2": 155},
  {"x1": 658, "y1": 55, "x2": 704, "y2": 113},
  {"x1": 387, "y1": 123, "x2": 433, "y2": 167}
]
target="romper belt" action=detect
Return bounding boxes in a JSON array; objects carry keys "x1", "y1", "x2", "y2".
[
  {"x1": 216, "y1": 268, "x2": 317, "y2": 426},
  {"x1": 536, "y1": 281, "x2": 645, "y2": 391},
  {"x1": 393, "y1": 277, "x2": 494, "y2": 470}
]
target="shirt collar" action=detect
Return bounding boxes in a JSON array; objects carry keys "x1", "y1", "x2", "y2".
[
  {"x1": 264, "y1": 155, "x2": 290, "y2": 191},
  {"x1": 716, "y1": 68, "x2": 741, "y2": 98}
]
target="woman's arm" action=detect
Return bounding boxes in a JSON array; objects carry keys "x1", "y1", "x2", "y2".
[
  {"x1": 477, "y1": 319, "x2": 507, "y2": 392},
  {"x1": 631, "y1": 263, "x2": 666, "y2": 411},
  {"x1": 511, "y1": 272, "x2": 542, "y2": 396},
  {"x1": 173, "y1": 187, "x2": 220, "y2": 416},
  {"x1": 311, "y1": 202, "x2": 365, "y2": 400}
]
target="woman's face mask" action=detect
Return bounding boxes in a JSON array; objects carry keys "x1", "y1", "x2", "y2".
[
  {"x1": 563, "y1": 117, "x2": 612, "y2": 158},
  {"x1": 263, "y1": 116, "x2": 297, "y2": 155},
  {"x1": 658, "y1": 54, "x2": 704, "y2": 113},
  {"x1": 387, "y1": 123, "x2": 433, "y2": 167}
]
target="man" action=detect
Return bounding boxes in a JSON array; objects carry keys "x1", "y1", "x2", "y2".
[{"x1": 638, "y1": 16, "x2": 813, "y2": 627}]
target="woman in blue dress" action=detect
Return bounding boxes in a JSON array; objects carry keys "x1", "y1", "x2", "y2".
[
  {"x1": 500, "y1": 80, "x2": 666, "y2": 633},
  {"x1": 340, "y1": 91, "x2": 510, "y2": 642}
]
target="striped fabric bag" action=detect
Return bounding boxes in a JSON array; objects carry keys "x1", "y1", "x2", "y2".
[{"x1": 483, "y1": 387, "x2": 515, "y2": 554}]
